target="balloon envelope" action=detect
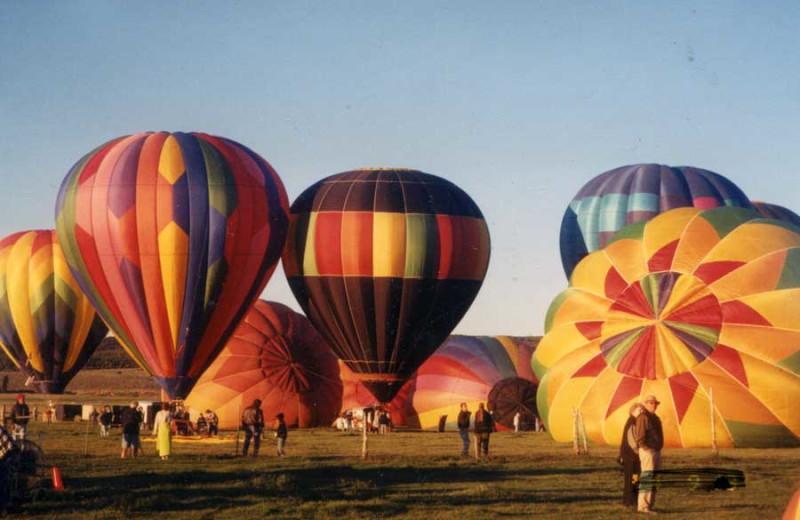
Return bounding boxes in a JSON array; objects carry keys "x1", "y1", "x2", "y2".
[
  {"x1": 186, "y1": 300, "x2": 342, "y2": 429},
  {"x1": 0, "y1": 230, "x2": 107, "y2": 393},
  {"x1": 560, "y1": 164, "x2": 753, "y2": 278},
  {"x1": 55, "y1": 132, "x2": 289, "y2": 399},
  {"x1": 785, "y1": 486, "x2": 800, "y2": 520},
  {"x1": 752, "y1": 201, "x2": 800, "y2": 228},
  {"x1": 536, "y1": 207, "x2": 800, "y2": 448},
  {"x1": 405, "y1": 335, "x2": 538, "y2": 431},
  {"x1": 283, "y1": 168, "x2": 490, "y2": 403}
]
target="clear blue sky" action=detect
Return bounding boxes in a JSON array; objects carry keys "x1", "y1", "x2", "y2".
[{"x1": 2, "y1": 1, "x2": 800, "y2": 336}]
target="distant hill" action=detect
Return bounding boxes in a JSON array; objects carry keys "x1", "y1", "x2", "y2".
[{"x1": 85, "y1": 337, "x2": 140, "y2": 369}]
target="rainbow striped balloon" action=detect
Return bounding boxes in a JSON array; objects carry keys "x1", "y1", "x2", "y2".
[
  {"x1": 0, "y1": 230, "x2": 107, "y2": 393},
  {"x1": 560, "y1": 164, "x2": 753, "y2": 278},
  {"x1": 55, "y1": 132, "x2": 289, "y2": 399}
]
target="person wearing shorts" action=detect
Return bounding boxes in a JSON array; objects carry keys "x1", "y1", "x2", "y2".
[{"x1": 120, "y1": 401, "x2": 141, "y2": 458}]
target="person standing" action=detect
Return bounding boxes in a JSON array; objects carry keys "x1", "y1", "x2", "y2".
[
  {"x1": 634, "y1": 395, "x2": 664, "y2": 513},
  {"x1": 99, "y1": 405, "x2": 113, "y2": 437},
  {"x1": 205, "y1": 409, "x2": 219, "y2": 436},
  {"x1": 457, "y1": 402, "x2": 472, "y2": 457},
  {"x1": 513, "y1": 411, "x2": 521, "y2": 433},
  {"x1": 10, "y1": 394, "x2": 30, "y2": 448},
  {"x1": 619, "y1": 403, "x2": 643, "y2": 509},
  {"x1": 120, "y1": 401, "x2": 141, "y2": 459},
  {"x1": 274, "y1": 413, "x2": 287, "y2": 457},
  {"x1": 378, "y1": 410, "x2": 389, "y2": 435},
  {"x1": 241, "y1": 399, "x2": 264, "y2": 457},
  {"x1": 152, "y1": 403, "x2": 172, "y2": 460},
  {"x1": 473, "y1": 403, "x2": 494, "y2": 460}
]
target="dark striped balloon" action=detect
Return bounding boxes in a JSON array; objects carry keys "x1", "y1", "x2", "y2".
[
  {"x1": 283, "y1": 169, "x2": 490, "y2": 403},
  {"x1": 751, "y1": 201, "x2": 800, "y2": 228},
  {"x1": 560, "y1": 164, "x2": 753, "y2": 278}
]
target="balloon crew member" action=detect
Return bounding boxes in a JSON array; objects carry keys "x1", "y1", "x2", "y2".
[
  {"x1": 618, "y1": 403, "x2": 643, "y2": 509},
  {"x1": 10, "y1": 394, "x2": 30, "y2": 448},
  {"x1": 274, "y1": 413, "x2": 288, "y2": 457},
  {"x1": 99, "y1": 406, "x2": 113, "y2": 437},
  {"x1": 120, "y1": 401, "x2": 141, "y2": 459},
  {"x1": 457, "y1": 403, "x2": 472, "y2": 457},
  {"x1": 241, "y1": 399, "x2": 264, "y2": 457},
  {"x1": 206, "y1": 410, "x2": 219, "y2": 436},
  {"x1": 634, "y1": 395, "x2": 664, "y2": 513},
  {"x1": 473, "y1": 402, "x2": 494, "y2": 460}
]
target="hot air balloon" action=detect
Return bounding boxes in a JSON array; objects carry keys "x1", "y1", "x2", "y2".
[
  {"x1": 185, "y1": 300, "x2": 342, "y2": 429},
  {"x1": 339, "y1": 362, "x2": 414, "y2": 426},
  {"x1": 405, "y1": 335, "x2": 539, "y2": 431},
  {"x1": 55, "y1": 132, "x2": 289, "y2": 399},
  {"x1": 752, "y1": 201, "x2": 800, "y2": 228},
  {"x1": 785, "y1": 486, "x2": 800, "y2": 520},
  {"x1": 536, "y1": 207, "x2": 800, "y2": 448},
  {"x1": 560, "y1": 164, "x2": 753, "y2": 278},
  {"x1": 0, "y1": 230, "x2": 108, "y2": 393},
  {"x1": 283, "y1": 168, "x2": 490, "y2": 403}
]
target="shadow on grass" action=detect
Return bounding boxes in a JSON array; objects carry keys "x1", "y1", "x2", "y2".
[{"x1": 26, "y1": 463, "x2": 618, "y2": 516}]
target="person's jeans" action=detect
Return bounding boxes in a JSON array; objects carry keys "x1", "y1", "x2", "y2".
[
  {"x1": 458, "y1": 429, "x2": 470, "y2": 456},
  {"x1": 638, "y1": 448, "x2": 662, "y2": 511},
  {"x1": 277, "y1": 437, "x2": 285, "y2": 457},
  {"x1": 473, "y1": 432, "x2": 490, "y2": 459},
  {"x1": 243, "y1": 426, "x2": 261, "y2": 456}
]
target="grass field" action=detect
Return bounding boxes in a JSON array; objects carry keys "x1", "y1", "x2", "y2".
[{"x1": 10, "y1": 421, "x2": 798, "y2": 519}]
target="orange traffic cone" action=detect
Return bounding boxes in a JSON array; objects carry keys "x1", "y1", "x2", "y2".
[{"x1": 52, "y1": 466, "x2": 64, "y2": 491}]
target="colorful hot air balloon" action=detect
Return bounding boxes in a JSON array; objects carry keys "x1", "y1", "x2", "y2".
[
  {"x1": 785, "y1": 486, "x2": 800, "y2": 520},
  {"x1": 185, "y1": 300, "x2": 342, "y2": 429},
  {"x1": 560, "y1": 164, "x2": 753, "y2": 278},
  {"x1": 55, "y1": 132, "x2": 289, "y2": 399},
  {"x1": 339, "y1": 361, "x2": 413, "y2": 426},
  {"x1": 535, "y1": 207, "x2": 800, "y2": 448},
  {"x1": 406, "y1": 335, "x2": 538, "y2": 431},
  {"x1": 0, "y1": 230, "x2": 108, "y2": 393},
  {"x1": 283, "y1": 168, "x2": 490, "y2": 403},
  {"x1": 752, "y1": 201, "x2": 800, "y2": 228}
]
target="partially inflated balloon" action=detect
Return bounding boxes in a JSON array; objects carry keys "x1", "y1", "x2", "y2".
[
  {"x1": 0, "y1": 230, "x2": 108, "y2": 393},
  {"x1": 785, "y1": 486, "x2": 800, "y2": 520},
  {"x1": 55, "y1": 132, "x2": 289, "y2": 399},
  {"x1": 536, "y1": 207, "x2": 800, "y2": 448},
  {"x1": 560, "y1": 164, "x2": 753, "y2": 278},
  {"x1": 284, "y1": 169, "x2": 490, "y2": 403},
  {"x1": 186, "y1": 300, "x2": 342, "y2": 429},
  {"x1": 752, "y1": 201, "x2": 800, "y2": 228},
  {"x1": 406, "y1": 335, "x2": 538, "y2": 431}
]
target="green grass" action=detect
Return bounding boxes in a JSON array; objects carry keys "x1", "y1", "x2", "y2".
[{"x1": 14, "y1": 422, "x2": 800, "y2": 519}]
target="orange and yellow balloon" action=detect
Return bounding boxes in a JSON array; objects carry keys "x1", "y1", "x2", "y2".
[
  {"x1": 0, "y1": 230, "x2": 108, "y2": 393},
  {"x1": 534, "y1": 207, "x2": 800, "y2": 448}
]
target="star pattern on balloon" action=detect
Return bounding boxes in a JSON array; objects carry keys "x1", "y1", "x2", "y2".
[{"x1": 536, "y1": 207, "x2": 800, "y2": 448}]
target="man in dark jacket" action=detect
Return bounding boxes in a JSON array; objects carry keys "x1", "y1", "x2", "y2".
[
  {"x1": 457, "y1": 402, "x2": 471, "y2": 457},
  {"x1": 120, "y1": 401, "x2": 141, "y2": 459},
  {"x1": 10, "y1": 394, "x2": 30, "y2": 448},
  {"x1": 473, "y1": 402, "x2": 494, "y2": 460},
  {"x1": 634, "y1": 395, "x2": 664, "y2": 513},
  {"x1": 241, "y1": 399, "x2": 264, "y2": 457}
]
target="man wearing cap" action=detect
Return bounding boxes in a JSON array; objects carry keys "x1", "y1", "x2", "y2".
[
  {"x1": 634, "y1": 395, "x2": 664, "y2": 513},
  {"x1": 10, "y1": 394, "x2": 30, "y2": 448}
]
